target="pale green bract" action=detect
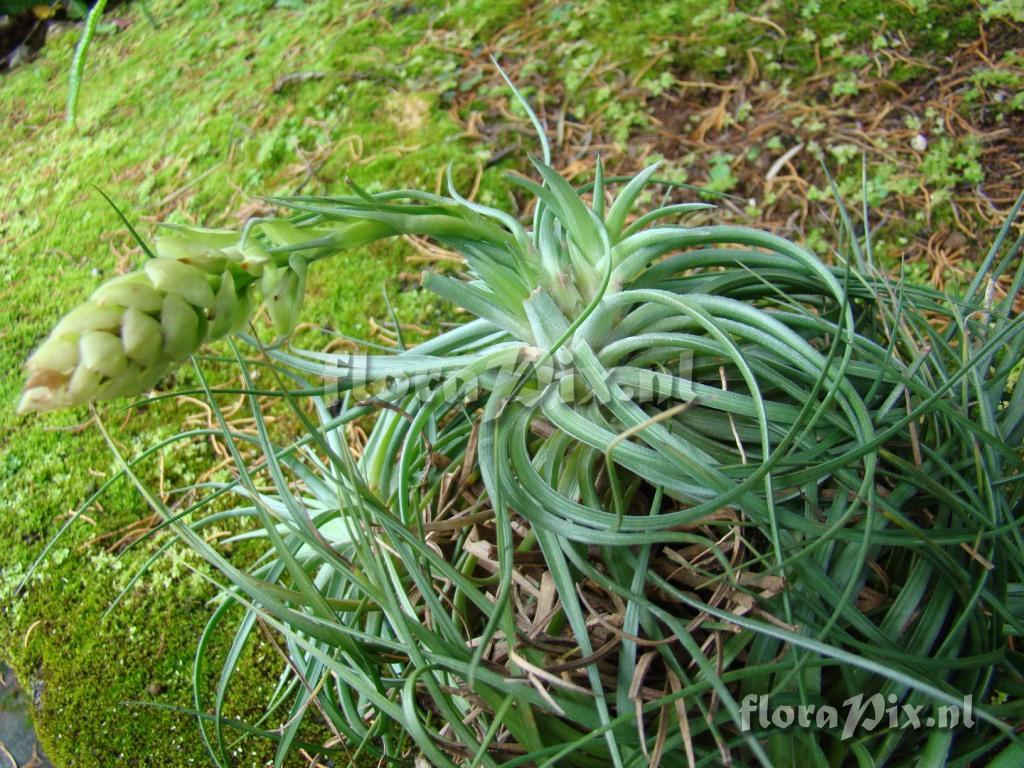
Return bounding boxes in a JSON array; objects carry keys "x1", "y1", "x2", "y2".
[{"x1": 18, "y1": 224, "x2": 284, "y2": 413}]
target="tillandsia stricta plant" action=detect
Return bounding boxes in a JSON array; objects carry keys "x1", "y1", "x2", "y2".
[{"x1": 20, "y1": 83, "x2": 1024, "y2": 765}]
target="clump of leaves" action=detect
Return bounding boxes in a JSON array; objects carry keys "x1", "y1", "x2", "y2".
[{"x1": 24, "y1": 88, "x2": 1024, "y2": 765}]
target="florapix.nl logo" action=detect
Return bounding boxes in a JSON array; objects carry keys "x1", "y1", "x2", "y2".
[
  {"x1": 739, "y1": 693, "x2": 975, "y2": 740},
  {"x1": 326, "y1": 345, "x2": 698, "y2": 420}
]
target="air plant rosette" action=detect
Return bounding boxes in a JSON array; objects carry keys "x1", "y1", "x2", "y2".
[{"x1": 19, "y1": 91, "x2": 1024, "y2": 767}]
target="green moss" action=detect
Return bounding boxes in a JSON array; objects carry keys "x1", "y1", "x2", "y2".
[{"x1": 777, "y1": 0, "x2": 978, "y2": 54}]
